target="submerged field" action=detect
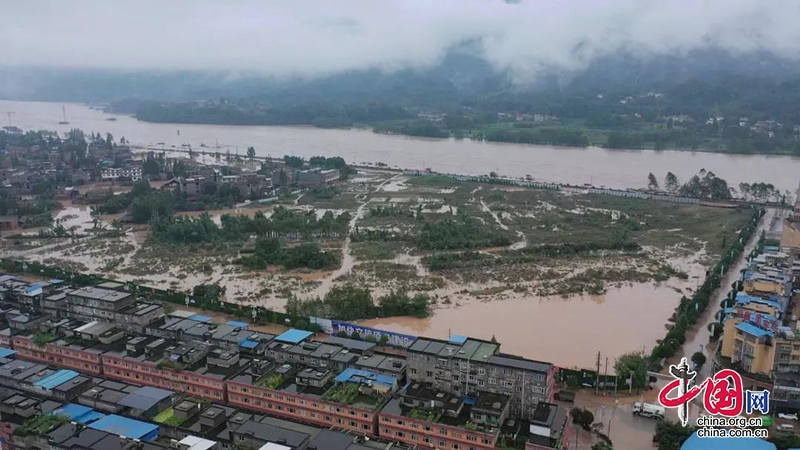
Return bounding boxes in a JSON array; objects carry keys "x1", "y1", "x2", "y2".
[
  {"x1": 0, "y1": 170, "x2": 756, "y2": 367},
  {"x1": 1, "y1": 171, "x2": 750, "y2": 307}
]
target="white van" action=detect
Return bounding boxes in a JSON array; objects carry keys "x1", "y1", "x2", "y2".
[{"x1": 778, "y1": 424, "x2": 794, "y2": 433}]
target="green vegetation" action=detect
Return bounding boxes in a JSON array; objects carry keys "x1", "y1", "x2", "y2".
[
  {"x1": 323, "y1": 382, "x2": 361, "y2": 405},
  {"x1": 152, "y1": 207, "x2": 350, "y2": 244},
  {"x1": 238, "y1": 238, "x2": 339, "y2": 270},
  {"x1": 373, "y1": 121, "x2": 449, "y2": 138},
  {"x1": 418, "y1": 215, "x2": 512, "y2": 250},
  {"x1": 478, "y1": 126, "x2": 589, "y2": 147},
  {"x1": 157, "y1": 360, "x2": 188, "y2": 371},
  {"x1": 286, "y1": 285, "x2": 430, "y2": 321},
  {"x1": 153, "y1": 407, "x2": 184, "y2": 427},
  {"x1": 405, "y1": 175, "x2": 463, "y2": 187},
  {"x1": 32, "y1": 332, "x2": 57, "y2": 347},
  {"x1": 654, "y1": 421, "x2": 695, "y2": 450},
  {"x1": 18, "y1": 413, "x2": 70, "y2": 436},
  {"x1": 570, "y1": 408, "x2": 595, "y2": 431},
  {"x1": 691, "y1": 351, "x2": 706, "y2": 368},
  {"x1": 613, "y1": 351, "x2": 648, "y2": 389},
  {"x1": 769, "y1": 433, "x2": 800, "y2": 450},
  {"x1": 650, "y1": 208, "x2": 763, "y2": 362},
  {"x1": 260, "y1": 374, "x2": 285, "y2": 389},
  {"x1": 136, "y1": 102, "x2": 410, "y2": 128}
]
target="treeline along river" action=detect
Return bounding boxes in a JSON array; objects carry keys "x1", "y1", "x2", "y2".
[{"x1": 3, "y1": 100, "x2": 800, "y2": 194}]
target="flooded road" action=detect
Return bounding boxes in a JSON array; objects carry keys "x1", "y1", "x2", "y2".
[{"x1": 4, "y1": 99, "x2": 800, "y2": 193}]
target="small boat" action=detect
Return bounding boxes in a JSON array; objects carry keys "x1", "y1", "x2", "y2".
[
  {"x1": 106, "y1": 117, "x2": 117, "y2": 121},
  {"x1": 58, "y1": 106, "x2": 70, "y2": 125}
]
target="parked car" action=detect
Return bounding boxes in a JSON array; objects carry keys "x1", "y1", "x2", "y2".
[{"x1": 778, "y1": 413, "x2": 799, "y2": 421}]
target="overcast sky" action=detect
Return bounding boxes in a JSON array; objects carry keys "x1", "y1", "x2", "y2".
[{"x1": 4, "y1": 0, "x2": 800, "y2": 80}]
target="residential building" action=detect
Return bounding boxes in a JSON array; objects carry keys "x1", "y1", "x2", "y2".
[
  {"x1": 100, "y1": 166, "x2": 143, "y2": 181},
  {"x1": 295, "y1": 168, "x2": 339, "y2": 186},
  {"x1": 406, "y1": 336, "x2": 554, "y2": 419},
  {"x1": 66, "y1": 286, "x2": 135, "y2": 321}
]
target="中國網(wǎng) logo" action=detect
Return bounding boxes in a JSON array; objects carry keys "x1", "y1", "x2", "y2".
[{"x1": 658, "y1": 357, "x2": 770, "y2": 426}]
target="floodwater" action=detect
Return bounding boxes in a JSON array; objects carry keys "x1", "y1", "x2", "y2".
[
  {"x1": 4, "y1": 99, "x2": 800, "y2": 193},
  {"x1": 362, "y1": 281, "x2": 695, "y2": 371}
]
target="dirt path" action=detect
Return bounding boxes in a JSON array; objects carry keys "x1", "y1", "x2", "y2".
[{"x1": 309, "y1": 173, "x2": 401, "y2": 298}]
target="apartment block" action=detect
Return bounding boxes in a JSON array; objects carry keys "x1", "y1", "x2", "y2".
[
  {"x1": 406, "y1": 336, "x2": 554, "y2": 419},
  {"x1": 378, "y1": 383, "x2": 502, "y2": 450},
  {"x1": 227, "y1": 364, "x2": 396, "y2": 436},
  {"x1": 66, "y1": 286, "x2": 136, "y2": 321}
]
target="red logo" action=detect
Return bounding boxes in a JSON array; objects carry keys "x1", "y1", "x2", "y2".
[
  {"x1": 658, "y1": 358, "x2": 770, "y2": 426},
  {"x1": 659, "y1": 368, "x2": 744, "y2": 417}
]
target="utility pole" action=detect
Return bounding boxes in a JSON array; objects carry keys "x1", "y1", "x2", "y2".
[
  {"x1": 595, "y1": 351, "x2": 601, "y2": 395},
  {"x1": 4, "y1": 111, "x2": 14, "y2": 126},
  {"x1": 604, "y1": 357, "x2": 609, "y2": 394}
]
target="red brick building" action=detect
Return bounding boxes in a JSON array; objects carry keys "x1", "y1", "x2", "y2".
[
  {"x1": 11, "y1": 336, "x2": 103, "y2": 376},
  {"x1": 101, "y1": 353, "x2": 226, "y2": 401}
]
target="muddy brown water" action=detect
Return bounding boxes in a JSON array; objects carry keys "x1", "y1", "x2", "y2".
[{"x1": 5, "y1": 99, "x2": 800, "y2": 193}]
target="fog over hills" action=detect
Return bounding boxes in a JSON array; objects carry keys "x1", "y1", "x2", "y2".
[{"x1": 3, "y1": 0, "x2": 800, "y2": 104}]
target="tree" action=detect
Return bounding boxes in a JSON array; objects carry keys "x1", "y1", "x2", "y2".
[
  {"x1": 247, "y1": 146, "x2": 256, "y2": 159},
  {"x1": 379, "y1": 334, "x2": 390, "y2": 346},
  {"x1": 294, "y1": 319, "x2": 309, "y2": 330},
  {"x1": 592, "y1": 443, "x2": 614, "y2": 450},
  {"x1": 489, "y1": 171, "x2": 498, "y2": 178},
  {"x1": 768, "y1": 433, "x2": 800, "y2": 450},
  {"x1": 691, "y1": 351, "x2": 706, "y2": 368},
  {"x1": 614, "y1": 351, "x2": 648, "y2": 389},
  {"x1": 664, "y1": 172, "x2": 679, "y2": 194},
  {"x1": 654, "y1": 421, "x2": 695, "y2": 450},
  {"x1": 350, "y1": 331, "x2": 362, "y2": 340},
  {"x1": 647, "y1": 173, "x2": 659, "y2": 190},
  {"x1": 570, "y1": 407, "x2": 594, "y2": 430}
]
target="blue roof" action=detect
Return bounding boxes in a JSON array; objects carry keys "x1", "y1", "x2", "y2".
[
  {"x1": 227, "y1": 321, "x2": 249, "y2": 328},
  {"x1": 276, "y1": 328, "x2": 313, "y2": 344},
  {"x1": 188, "y1": 314, "x2": 212, "y2": 323},
  {"x1": 33, "y1": 369, "x2": 80, "y2": 390},
  {"x1": 736, "y1": 322, "x2": 773, "y2": 338},
  {"x1": 24, "y1": 284, "x2": 43, "y2": 294},
  {"x1": 681, "y1": 432, "x2": 775, "y2": 450},
  {"x1": 51, "y1": 404, "x2": 105, "y2": 424},
  {"x1": 724, "y1": 308, "x2": 735, "y2": 315},
  {"x1": 763, "y1": 246, "x2": 780, "y2": 251},
  {"x1": 88, "y1": 414, "x2": 159, "y2": 439},
  {"x1": 238, "y1": 338, "x2": 258, "y2": 349},
  {"x1": 448, "y1": 335, "x2": 468, "y2": 344},
  {"x1": 334, "y1": 367, "x2": 397, "y2": 389},
  {"x1": 0, "y1": 348, "x2": 16, "y2": 358}
]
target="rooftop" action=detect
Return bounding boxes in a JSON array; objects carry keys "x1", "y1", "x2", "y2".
[
  {"x1": 87, "y1": 414, "x2": 159, "y2": 439},
  {"x1": 118, "y1": 386, "x2": 173, "y2": 410},
  {"x1": 736, "y1": 322, "x2": 774, "y2": 338},
  {"x1": 275, "y1": 328, "x2": 313, "y2": 344},
  {"x1": 680, "y1": 432, "x2": 775, "y2": 450},
  {"x1": 69, "y1": 286, "x2": 132, "y2": 303}
]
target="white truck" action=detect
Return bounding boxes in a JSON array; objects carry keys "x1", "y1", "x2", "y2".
[{"x1": 632, "y1": 402, "x2": 665, "y2": 420}]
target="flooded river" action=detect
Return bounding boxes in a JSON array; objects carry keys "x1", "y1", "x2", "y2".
[{"x1": 4, "y1": 99, "x2": 800, "y2": 193}]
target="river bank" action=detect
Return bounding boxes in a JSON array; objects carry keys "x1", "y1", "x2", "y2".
[{"x1": 4, "y1": 99, "x2": 800, "y2": 193}]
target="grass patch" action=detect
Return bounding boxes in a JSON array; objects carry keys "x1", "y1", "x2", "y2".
[
  {"x1": 405, "y1": 175, "x2": 464, "y2": 187},
  {"x1": 153, "y1": 407, "x2": 184, "y2": 427},
  {"x1": 351, "y1": 241, "x2": 406, "y2": 260}
]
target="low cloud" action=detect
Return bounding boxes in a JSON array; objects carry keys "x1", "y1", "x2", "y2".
[{"x1": 3, "y1": 0, "x2": 800, "y2": 81}]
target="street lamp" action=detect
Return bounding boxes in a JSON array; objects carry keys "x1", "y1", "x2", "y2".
[{"x1": 607, "y1": 399, "x2": 620, "y2": 437}]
